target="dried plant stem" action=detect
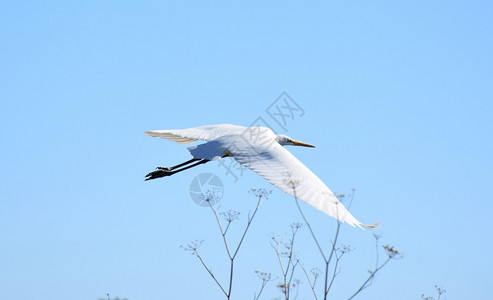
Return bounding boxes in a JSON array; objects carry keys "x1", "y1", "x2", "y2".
[
  {"x1": 270, "y1": 223, "x2": 301, "y2": 300},
  {"x1": 294, "y1": 193, "x2": 327, "y2": 262},
  {"x1": 347, "y1": 236, "x2": 401, "y2": 299},
  {"x1": 254, "y1": 281, "x2": 268, "y2": 300},
  {"x1": 326, "y1": 246, "x2": 345, "y2": 293},
  {"x1": 233, "y1": 197, "x2": 262, "y2": 259},
  {"x1": 324, "y1": 221, "x2": 341, "y2": 298},
  {"x1": 294, "y1": 187, "x2": 396, "y2": 300},
  {"x1": 300, "y1": 264, "x2": 319, "y2": 300},
  {"x1": 347, "y1": 256, "x2": 392, "y2": 300},
  {"x1": 293, "y1": 187, "x2": 342, "y2": 300},
  {"x1": 193, "y1": 192, "x2": 265, "y2": 299},
  {"x1": 194, "y1": 249, "x2": 229, "y2": 297},
  {"x1": 253, "y1": 271, "x2": 271, "y2": 300}
]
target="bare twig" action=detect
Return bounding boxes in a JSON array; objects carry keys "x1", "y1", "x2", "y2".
[
  {"x1": 347, "y1": 244, "x2": 402, "y2": 300},
  {"x1": 233, "y1": 193, "x2": 263, "y2": 259},
  {"x1": 195, "y1": 248, "x2": 229, "y2": 297},
  {"x1": 292, "y1": 186, "x2": 399, "y2": 299},
  {"x1": 327, "y1": 244, "x2": 352, "y2": 293},
  {"x1": 421, "y1": 285, "x2": 446, "y2": 300},
  {"x1": 253, "y1": 271, "x2": 272, "y2": 300},
  {"x1": 436, "y1": 285, "x2": 446, "y2": 300},
  {"x1": 300, "y1": 264, "x2": 320, "y2": 300},
  {"x1": 348, "y1": 257, "x2": 392, "y2": 300},
  {"x1": 208, "y1": 202, "x2": 233, "y2": 258},
  {"x1": 293, "y1": 192, "x2": 327, "y2": 262},
  {"x1": 270, "y1": 222, "x2": 302, "y2": 300},
  {"x1": 182, "y1": 239, "x2": 228, "y2": 296},
  {"x1": 184, "y1": 189, "x2": 268, "y2": 299},
  {"x1": 292, "y1": 185, "x2": 342, "y2": 299},
  {"x1": 373, "y1": 233, "x2": 381, "y2": 269},
  {"x1": 324, "y1": 220, "x2": 341, "y2": 298}
]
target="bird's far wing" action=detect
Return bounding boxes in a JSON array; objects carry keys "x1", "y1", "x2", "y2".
[
  {"x1": 228, "y1": 138, "x2": 379, "y2": 229},
  {"x1": 145, "y1": 124, "x2": 246, "y2": 144}
]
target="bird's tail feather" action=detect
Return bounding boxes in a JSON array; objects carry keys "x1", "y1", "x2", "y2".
[{"x1": 359, "y1": 222, "x2": 381, "y2": 230}]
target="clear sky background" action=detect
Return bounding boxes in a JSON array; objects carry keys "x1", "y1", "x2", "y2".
[{"x1": 1, "y1": 1, "x2": 492, "y2": 299}]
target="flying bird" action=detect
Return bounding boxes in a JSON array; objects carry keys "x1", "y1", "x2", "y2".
[{"x1": 145, "y1": 124, "x2": 379, "y2": 229}]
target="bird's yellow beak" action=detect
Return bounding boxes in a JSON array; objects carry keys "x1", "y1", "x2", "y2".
[{"x1": 290, "y1": 139, "x2": 315, "y2": 148}]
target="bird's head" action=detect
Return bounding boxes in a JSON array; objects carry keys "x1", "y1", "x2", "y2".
[{"x1": 275, "y1": 134, "x2": 315, "y2": 148}]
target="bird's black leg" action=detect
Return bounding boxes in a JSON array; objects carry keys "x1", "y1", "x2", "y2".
[
  {"x1": 155, "y1": 158, "x2": 201, "y2": 172},
  {"x1": 145, "y1": 159, "x2": 210, "y2": 181}
]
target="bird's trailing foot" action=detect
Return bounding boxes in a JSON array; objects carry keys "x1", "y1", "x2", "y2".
[
  {"x1": 156, "y1": 167, "x2": 171, "y2": 171},
  {"x1": 145, "y1": 159, "x2": 210, "y2": 181},
  {"x1": 145, "y1": 167, "x2": 173, "y2": 181}
]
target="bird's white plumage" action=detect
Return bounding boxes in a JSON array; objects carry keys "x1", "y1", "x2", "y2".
[
  {"x1": 146, "y1": 124, "x2": 378, "y2": 229},
  {"x1": 145, "y1": 124, "x2": 245, "y2": 144}
]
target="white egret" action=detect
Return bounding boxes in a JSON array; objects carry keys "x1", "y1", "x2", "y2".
[{"x1": 145, "y1": 124, "x2": 379, "y2": 229}]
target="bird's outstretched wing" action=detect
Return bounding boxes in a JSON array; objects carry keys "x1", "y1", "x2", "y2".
[
  {"x1": 225, "y1": 137, "x2": 379, "y2": 229},
  {"x1": 145, "y1": 124, "x2": 246, "y2": 144}
]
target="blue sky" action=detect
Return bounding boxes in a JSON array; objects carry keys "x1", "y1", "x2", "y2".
[{"x1": 1, "y1": 1, "x2": 492, "y2": 299}]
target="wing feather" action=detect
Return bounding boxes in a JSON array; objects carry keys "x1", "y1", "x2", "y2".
[
  {"x1": 227, "y1": 137, "x2": 378, "y2": 229},
  {"x1": 145, "y1": 124, "x2": 246, "y2": 144}
]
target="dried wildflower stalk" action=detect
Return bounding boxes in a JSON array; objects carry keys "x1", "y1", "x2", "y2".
[
  {"x1": 182, "y1": 189, "x2": 269, "y2": 299},
  {"x1": 291, "y1": 186, "x2": 401, "y2": 300}
]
